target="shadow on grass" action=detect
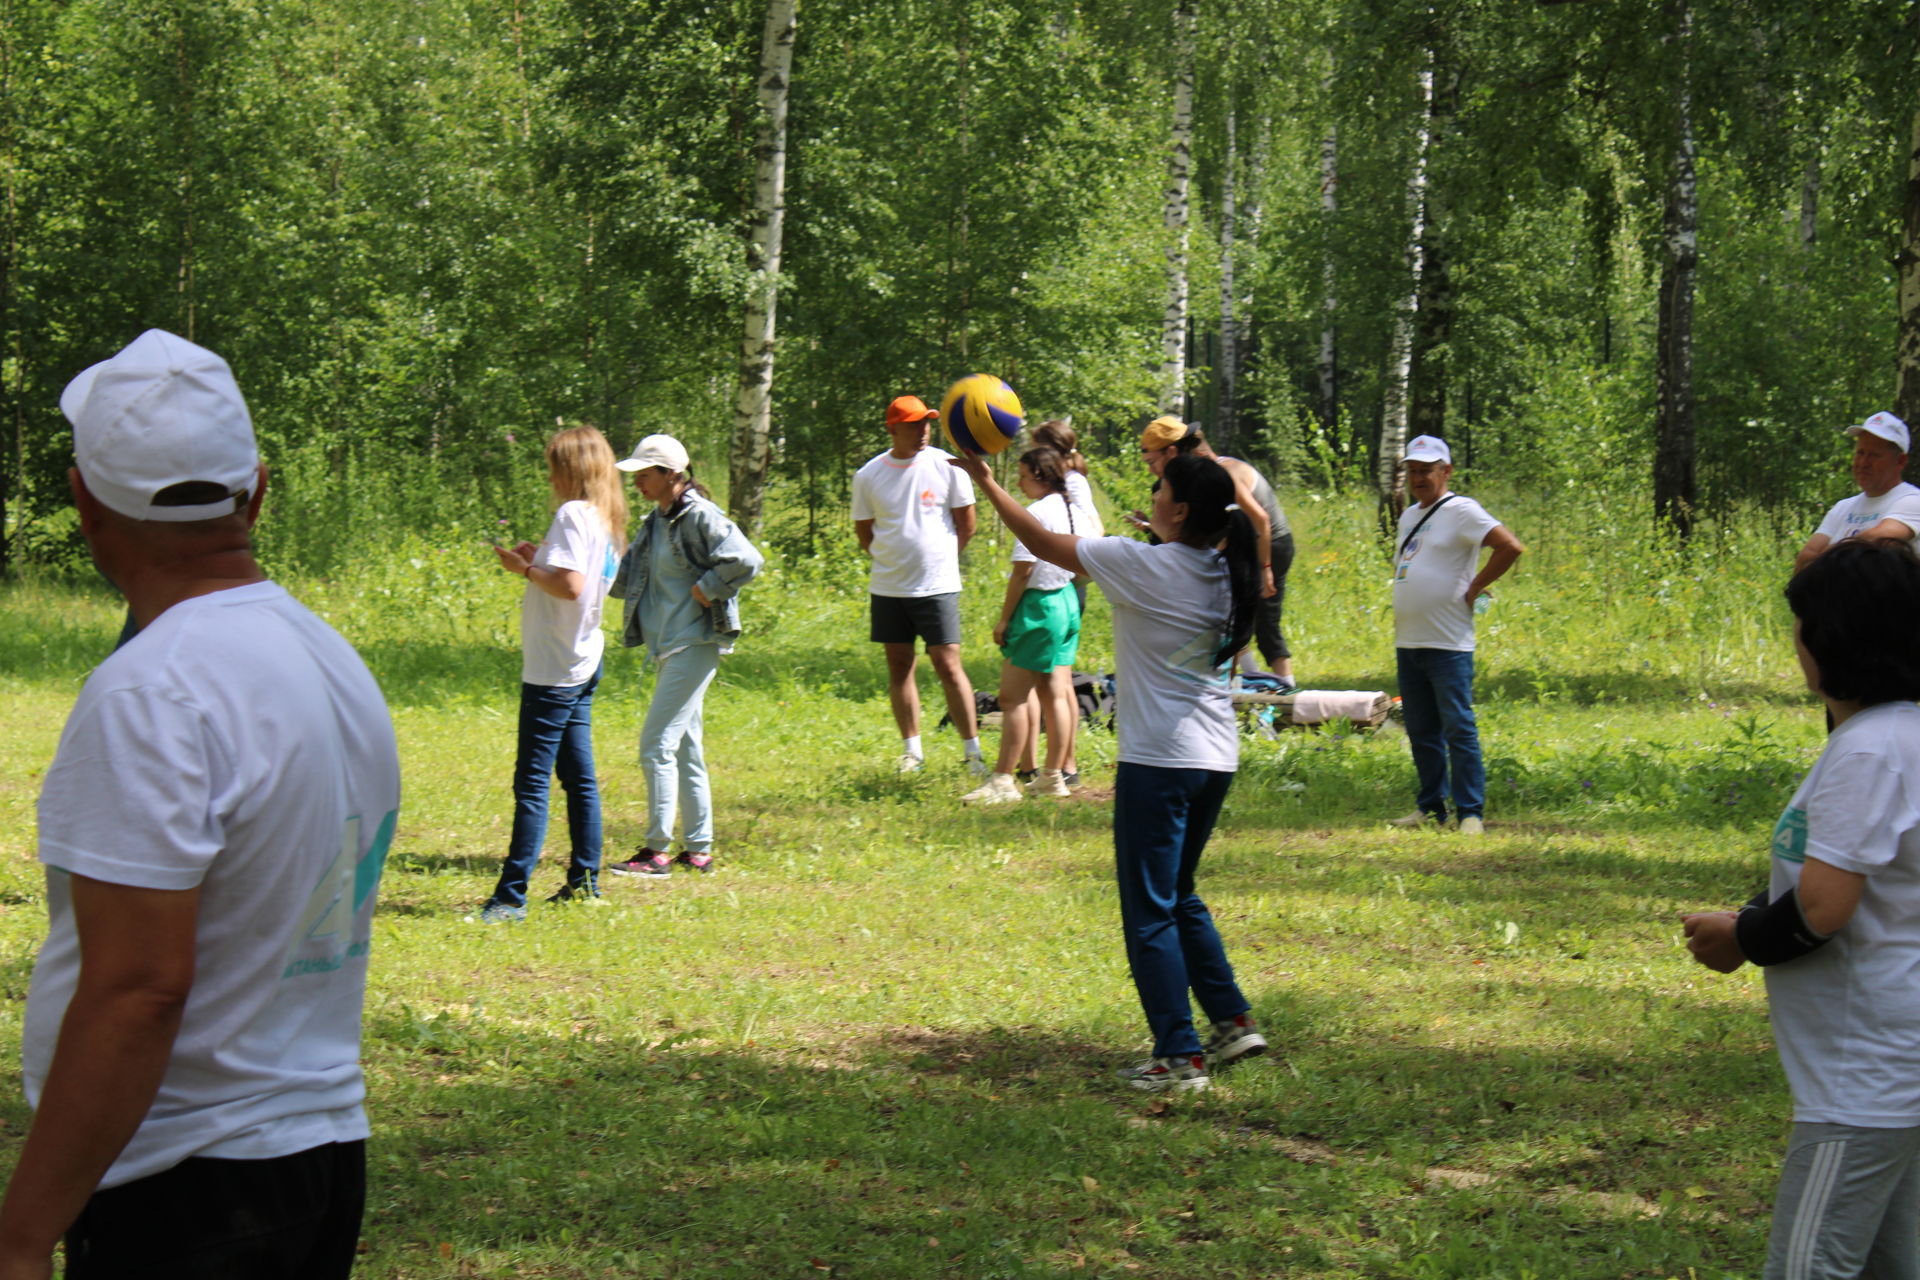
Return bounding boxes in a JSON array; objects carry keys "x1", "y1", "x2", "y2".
[{"x1": 357, "y1": 988, "x2": 1771, "y2": 1279}]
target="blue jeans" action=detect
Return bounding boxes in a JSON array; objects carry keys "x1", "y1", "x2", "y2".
[
  {"x1": 491, "y1": 664, "x2": 602, "y2": 906},
  {"x1": 641, "y1": 644, "x2": 721, "y2": 852},
  {"x1": 1396, "y1": 646, "x2": 1484, "y2": 821},
  {"x1": 1113, "y1": 763, "x2": 1251, "y2": 1058}
]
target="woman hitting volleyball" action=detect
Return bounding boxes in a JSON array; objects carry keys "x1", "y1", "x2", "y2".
[
  {"x1": 473, "y1": 425, "x2": 628, "y2": 922},
  {"x1": 950, "y1": 449, "x2": 1268, "y2": 1091}
]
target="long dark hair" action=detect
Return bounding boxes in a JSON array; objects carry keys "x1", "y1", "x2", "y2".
[
  {"x1": 1786, "y1": 537, "x2": 1920, "y2": 705},
  {"x1": 1162, "y1": 454, "x2": 1258, "y2": 665},
  {"x1": 1018, "y1": 445, "x2": 1075, "y2": 534}
]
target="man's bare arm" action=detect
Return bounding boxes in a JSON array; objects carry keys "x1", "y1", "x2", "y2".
[
  {"x1": 953, "y1": 503, "x2": 977, "y2": 554},
  {"x1": 1793, "y1": 533, "x2": 1832, "y2": 573},
  {"x1": 1467, "y1": 525, "x2": 1524, "y2": 604},
  {"x1": 0, "y1": 877, "x2": 199, "y2": 1273},
  {"x1": 854, "y1": 518, "x2": 875, "y2": 555}
]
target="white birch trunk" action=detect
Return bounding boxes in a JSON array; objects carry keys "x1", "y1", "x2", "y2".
[
  {"x1": 1217, "y1": 108, "x2": 1239, "y2": 449},
  {"x1": 1896, "y1": 100, "x2": 1920, "y2": 429},
  {"x1": 1158, "y1": 4, "x2": 1195, "y2": 416},
  {"x1": 728, "y1": 0, "x2": 796, "y2": 535},
  {"x1": 1318, "y1": 87, "x2": 1338, "y2": 437},
  {"x1": 1654, "y1": 1, "x2": 1698, "y2": 538},
  {"x1": 1376, "y1": 58, "x2": 1432, "y2": 507}
]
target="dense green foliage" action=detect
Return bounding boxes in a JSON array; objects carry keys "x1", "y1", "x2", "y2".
[
  {"x1": 0, "y1": 0, "x2": 1914, "y2": 573},
  {"x1": 0, "y1": 487, "x2": 1838, "y2": 1276}
]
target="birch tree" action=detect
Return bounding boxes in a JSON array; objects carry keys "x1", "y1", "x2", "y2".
[
  {"x1": 1375, "y1": 54, "x2": 1433, "y2": 511},
  {"x1": 1159, "y1": 2, "x2": 1195, "y2": 415},
  {"x1": 729, "y1": 0, "x2": 796, "y2": 535},
  {"x1": 1653, "y1": 0, "x2": 1698, "y2": 540},
  {"x1": 1898, "y1": 98, "x2": 1920, "y2": 427},
  {"x1": 1216, "y1": 106, "x2": 1241, "y2": 448}
]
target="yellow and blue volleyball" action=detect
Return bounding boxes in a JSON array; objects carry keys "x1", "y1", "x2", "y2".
[{"x1": 938, "y1": 374, "x2": 1025, "y2": 456}]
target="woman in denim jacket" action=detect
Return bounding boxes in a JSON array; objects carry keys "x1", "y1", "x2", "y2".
[{"x1": 607, "y1": 434, "x2": 763, "y2": 875}]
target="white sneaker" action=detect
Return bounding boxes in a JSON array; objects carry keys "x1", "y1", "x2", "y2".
[
  {"x1": 896, "y1": 752, "x2": 925, "y2": 774},
  {"x1": 1116, "y1": 1053, "x2": 1210, "y2": 1092},
  {"x1": 1457, "y1": 816, "x2": 1485, "y2": 836},
  {"x1": 964, "y1": 755, "x2": 990, "y2": 778},
  {"x1": 1387, "y1": 811, "x2": 1437, "y2": 829},
  {"x1": 961, "y1": 773, "x2": 1022, "y2": 805},
  {"x1": 1026, "y1": 768, "x2": 1071, "y2": 798}
]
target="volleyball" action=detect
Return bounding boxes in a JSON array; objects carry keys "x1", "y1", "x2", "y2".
[{"x1": 938, "y1": 374, "x2": 1025, "y2": 455}]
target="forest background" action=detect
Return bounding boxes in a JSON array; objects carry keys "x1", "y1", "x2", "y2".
[{"x1": 0, "y1": 0, "x2": 1915, "y2": 572}]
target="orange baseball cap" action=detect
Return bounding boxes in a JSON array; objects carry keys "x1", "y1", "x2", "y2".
[{"x1": 885, "y1": 395, "x2": 938, "y2": 426}]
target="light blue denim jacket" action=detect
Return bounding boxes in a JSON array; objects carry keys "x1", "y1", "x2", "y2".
[{"x1": 609, "y1": 492, "x2": 763, "y2": 649}]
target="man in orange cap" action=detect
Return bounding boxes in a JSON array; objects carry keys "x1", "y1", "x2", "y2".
[{"x1": 852, "y1": 395, "x2": 987, "y2": 774}]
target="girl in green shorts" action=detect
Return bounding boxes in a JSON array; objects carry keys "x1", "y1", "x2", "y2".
[{"x1": 962, "y1": 446, "x2": 1083, "y2": 804}]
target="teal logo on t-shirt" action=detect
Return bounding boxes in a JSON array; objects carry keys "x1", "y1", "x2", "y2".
[{"x1": 1771, "y1": 805, "x2": 1808, "y2": 864}]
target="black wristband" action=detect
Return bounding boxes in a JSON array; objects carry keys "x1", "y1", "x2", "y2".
[{"x1": 1735, "y1": 887, "x2": 1833, "y2": 967}]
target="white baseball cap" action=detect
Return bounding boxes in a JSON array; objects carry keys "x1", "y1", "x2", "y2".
[
  {"x1": 1845, "y1": 411, "x2": 1910, "y2": 453},
  {"x1": 616, "y1": 434, "x2": 691, "y2": 474},
  {"x1": 1404, "y1": 435, "x2": 1451, "y2": 464},
  {"x1": 60, "y1": 329, "x2": 258, "y2": 523}
]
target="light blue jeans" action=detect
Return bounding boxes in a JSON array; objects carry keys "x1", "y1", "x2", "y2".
[{"x1": 641, "y1": 644, "x2": 721, "y2": 853}]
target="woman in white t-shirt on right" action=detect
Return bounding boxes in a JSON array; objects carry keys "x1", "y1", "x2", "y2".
[
  {"x1": 473, "y1": 426, "x2": 626, "y2": 922},
  {"x1": 950, "y1": 449, "x2": 1267, "y2": 1093}
]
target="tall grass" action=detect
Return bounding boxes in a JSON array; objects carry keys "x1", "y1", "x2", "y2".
[{"x1": 0, "y1": 486, "x2": 1830, "y2": 1278}]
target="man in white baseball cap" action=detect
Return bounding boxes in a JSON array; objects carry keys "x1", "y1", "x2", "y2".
[
  {"x1": 1388, "y1": 435, "x2": 1524, "y2": 837},
  {"x1": 0, "y1": 330, "x2": 400, "y2": 1277},
  {"x1": 1795, "y1": 412, "x2": 1920, "y2": 571}
]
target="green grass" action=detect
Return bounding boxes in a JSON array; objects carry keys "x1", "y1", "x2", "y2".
[{"x1": 0, "y1": 488, "x2": 1825, "y2": 1278}]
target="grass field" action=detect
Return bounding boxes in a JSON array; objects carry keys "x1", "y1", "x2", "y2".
[{"x1": 0, "y1": 486, "x2": 1833, "y2": 1278}]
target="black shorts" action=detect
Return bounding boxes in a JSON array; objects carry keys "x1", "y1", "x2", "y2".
[
  {"x1": 66, "y1": 1139, "x2": 365, "y2": 1279},
  {"x1": 870, "y1": 592, "x2": 963, "y2": 646}
]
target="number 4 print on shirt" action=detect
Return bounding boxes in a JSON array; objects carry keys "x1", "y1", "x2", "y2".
[{"x1": 282, "y1": 809, "x2": 398, "y2": 980}]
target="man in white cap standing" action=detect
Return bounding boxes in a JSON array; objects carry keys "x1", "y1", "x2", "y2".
[
  {"x1": 1388, "y1": 435, "x2": 1524, "y2": 836},
  {"x1": 0, "y1": 330, "x2": 400, "y2": 1278},
  {"x1": 1794, "y1": 412, "x2": 1920, "y2": 570}
]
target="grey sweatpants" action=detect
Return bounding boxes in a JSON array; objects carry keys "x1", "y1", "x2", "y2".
[{"x1": 1767, "y1": 1121, "x2": 1920, "y2": 1280}]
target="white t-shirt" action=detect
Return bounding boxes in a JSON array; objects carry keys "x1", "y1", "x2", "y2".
[
  {"x1": 851, "y1": 447, "x2": 976, "y2": 598},
  {"x1": 1012, "y1": 492, "x2": 1077, "y2": 594},
  {"x1": 1063, "y1": 470, "x2": 1105, "y2": 539},
  {"x1": 1076, "y1": 537, "x2": 1237, "y2": 771},
  {"x1": 521, "y1": 500, "x2": 617, "y2": 687},
  {"x1": 1765, "y1": 701, "x2": 1920, "y2": 1127},
  {"x1": 1392, "y1": 493, "x2": 1503, "y2": 651},
  {"x1": 1814, "y1": 483, "x2": 1920, "y2": 553},
  {"x1": 27, "y1": 581, "x2": 401, "y2": 1188}
]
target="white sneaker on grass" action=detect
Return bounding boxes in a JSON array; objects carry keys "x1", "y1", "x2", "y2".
[
  {"x1": 961, "y1": 772, "x2": 1022, "y2": 805},
  {"x1": 964, "y1": 755, "x2": 990, "y2": 778},
  {"x1": 1026, "y1": 768, "x2": 1071, "y2": 798},
  {"x1": 1387, "y1": 811, "x2": 1439, "y2": 829},
  {"x1": 1116, "y1": 1054, "x2": 1210, "y2": 1092},
  {"x1": 896, "y1": 752, "x2": 925, "y2": 774},
  {"x1": 1203, "y1": 1014, "x2": 1268, "y2": 1065},
  {"x1": 1457, "y1": 815, "x2": 1485, "y2": 836}
]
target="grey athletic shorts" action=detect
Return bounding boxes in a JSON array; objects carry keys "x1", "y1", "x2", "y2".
[
  {"x1": 1767, "y1": 1120, "x2": 1920, "y2": 1280},
  {"x1": 870, "y1": 592, "x2": 962, "y2": 647}
]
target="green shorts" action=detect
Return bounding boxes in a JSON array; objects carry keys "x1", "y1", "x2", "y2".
[{"x1": 1001, "y1": 585, "x2": 1081, "y2": 674}]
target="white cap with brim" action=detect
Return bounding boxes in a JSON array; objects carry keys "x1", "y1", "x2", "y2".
[
  {"x1": 61, "y1": 329, "x2": 258, "y2": 523},
  {"x1": 1404, "y1": 435, "x2": 1451, "y2": 465},
  {"x1": 1845, "y1": 411, "x2": 1910, "y2": 453},
  {"x1": 616, "y1": 434, "x2": 691, "y2": 474}
]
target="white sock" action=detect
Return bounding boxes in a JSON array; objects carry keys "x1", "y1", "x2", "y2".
[
  {"x1": 962, "y1": 736, "x2": 983, "y2": 759},
  {"x1": 903, "y1": 735, "x2": 924, "y2": 759}
]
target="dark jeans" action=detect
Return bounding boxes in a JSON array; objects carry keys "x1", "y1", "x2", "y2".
[
  {"x1": 1253, "y1": 531, "x2": 1294, "y2": 665},
  {"x1": 66, "y1": 1139, "x2": 364, "y2": 1279},
  {"x1": 490, "y1": 663, "x2": 603, "y2": 907},
  {"x1": 1112, "y1": 762, "x2": 1251, "y2": 1058},
  {"x1": 1396, "y1": 646, "x2": 1484, "y2": 821}
]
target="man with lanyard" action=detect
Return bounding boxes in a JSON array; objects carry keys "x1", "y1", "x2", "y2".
[
  {"x1": 1794, "y1": 412, "x2": 1920, "y2": 571},
  {"x1": 1388, "y1": 435, "x2": 1523, "y2": 836},
  {"x1": 852, "y1": 394, "x2": 987, "y2": 774},
  {"x1": 0, "y1": 330, "x2": 401, "y2": 1278}
]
